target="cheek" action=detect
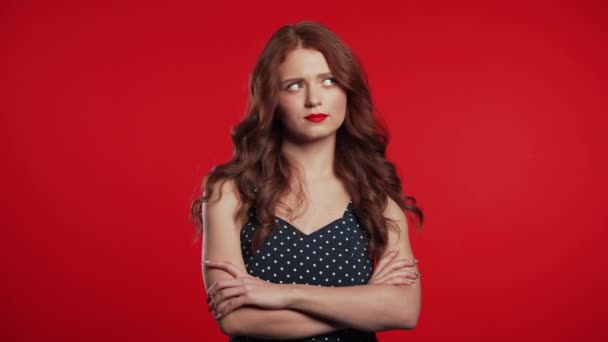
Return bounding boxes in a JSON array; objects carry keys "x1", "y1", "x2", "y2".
[
  {"x1": 277, "y1": 97, "x2": 302, "y2": 119},
  {"x1": 333, "y1": 93, "x2": 348, "y2": 118}
]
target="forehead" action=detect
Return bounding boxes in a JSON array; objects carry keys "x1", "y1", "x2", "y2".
[{"x1": 278, "y1": 48, "x2": 330, "y2": 76}]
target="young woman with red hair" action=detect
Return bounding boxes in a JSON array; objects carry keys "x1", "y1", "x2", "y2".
[{"x1": 191, "y1": 20, "x2": 424, "y2": 341}]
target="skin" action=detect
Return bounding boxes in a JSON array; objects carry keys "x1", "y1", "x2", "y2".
[
  {"x1": 275, "y1": 47, "x2": 347, "y2": 145},
  {"x1": 202, "y1": 47, "x2": 421, "y2": 335},
  {"x1": 205, "y1": 253, "x2": 419, "y2": 319},
  {"x1": 204, "y1": 191, "x2": 422, "y2": 333},
  {"x1": 274, "y1": 47, "x2": 351, "y2": 230}
]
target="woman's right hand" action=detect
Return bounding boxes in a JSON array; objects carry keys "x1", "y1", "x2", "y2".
[{"x1": 369, "y1": 250, "x2": 419, "y2": 285}]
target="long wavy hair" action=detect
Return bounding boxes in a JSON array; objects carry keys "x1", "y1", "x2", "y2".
[{"x1": 190, "y1": 20, "x2": 423, "y2": 261}]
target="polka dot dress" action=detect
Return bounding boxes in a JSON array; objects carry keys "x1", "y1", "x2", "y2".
[{"x1": 229, "y1": 200, "x2": 378, "y2": 342}]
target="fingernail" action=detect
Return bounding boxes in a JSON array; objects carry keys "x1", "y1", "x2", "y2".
[
  {"x1": 413, "y1": 259, "x2": 418, "y2": 264},
  {"x1": 203, "y1": 260, "x2": 210, "y2": 264}
]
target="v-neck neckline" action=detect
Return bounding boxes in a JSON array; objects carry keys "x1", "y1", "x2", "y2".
[{"x1": 275, "y1": 199, "x2": 352, "y2": 237}]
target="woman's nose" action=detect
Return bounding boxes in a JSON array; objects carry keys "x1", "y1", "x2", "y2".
[
  {"x1": 305, "y1": 86, "x2": 322, "y2": 108},
  {"x1": 306, "y1": 98, "x2": 322, "y2": 108}
]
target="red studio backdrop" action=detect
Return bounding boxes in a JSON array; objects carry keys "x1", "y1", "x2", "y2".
[{"x1": 1, "y1": 0, "x2": 606, "y2": 341}]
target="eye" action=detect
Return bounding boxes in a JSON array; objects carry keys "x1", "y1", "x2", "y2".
[
  {"x1": 285, "y1": 82, "x2": 302, "y2": 91},
  {"x1": 322, "y1": 77, "x2": 337, "y2": 86}
]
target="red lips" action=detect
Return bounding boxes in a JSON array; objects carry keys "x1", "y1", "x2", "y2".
[{"x1": 305, "y1": 113, "x2": 329, "y2": 122}]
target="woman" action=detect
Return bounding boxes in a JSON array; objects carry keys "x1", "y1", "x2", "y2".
[{"x1": 190, "y1": 20, "x2": 424, "y2": 341}]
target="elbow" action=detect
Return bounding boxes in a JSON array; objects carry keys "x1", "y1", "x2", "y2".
[
  {"x1": 401, "y1": 314, "x2": 420, "y2": 330},
  {"x1": 218, "y1": 320, "x2": 233, "y2": 336},
  {"x1": 381, "y1": 308, "x2": 419, "y2": 331},
  {"x1": 398, "y1": 308, "x2": 420, "y2": 330},
  {"x1": 217, "y1": 313, "x2": 240, "y2": 336},
  {"x1": 393, "y1": 287, "x2": 421, "y2": 330},
  {"x1": 389, "y1": 306, "x2": 420, "y2": 330}
]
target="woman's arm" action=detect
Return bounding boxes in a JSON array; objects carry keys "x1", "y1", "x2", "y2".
[
  {"x1": 218, "y1": 306, "x2": 347, "y2": 339},
  {"x1": 282, "y1": 197, "x2": 421, "y2": 332},
  {"x1": 202, "y1": 179, "x2": 347, "y2": 338},
  {"x1": 207, "y1": 195, "x2": 421, "y2": 334},
  {"x1": 284, "y1": 282, "x2": 419, "y2": 332},
  {"x1": 285, "y1": 197, "x2": 421, "y2": 331}
]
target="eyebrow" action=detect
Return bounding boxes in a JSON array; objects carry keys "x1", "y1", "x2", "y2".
[{"x1": 280, "y1": 72, "x2": 334, "y2": 85}]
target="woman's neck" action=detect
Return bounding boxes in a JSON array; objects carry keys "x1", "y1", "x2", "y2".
[{"x1": 280, "y1": 134, "x2": 336, "y2": 183}]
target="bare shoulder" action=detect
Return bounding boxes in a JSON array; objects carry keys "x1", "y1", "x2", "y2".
[
  {"x1": 205, "y1": 177, "x2": 239, "y2": 207},
  {"x1": 202, "y1": 177, "x2": 242, "y2": 240},
  {"x1": 383, "y1": 196, "x2": 408, "y2": 228},
  {"x1": 201, "y1": 177, "x2": 247, "y2": 282},
  {"x1": 204, "y1": 178, "x2": 247, "y2": 227}
]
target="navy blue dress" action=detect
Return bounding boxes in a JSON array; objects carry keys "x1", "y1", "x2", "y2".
[{"x1": 229, "y1": 200, "x2": 378, "y2": 342}]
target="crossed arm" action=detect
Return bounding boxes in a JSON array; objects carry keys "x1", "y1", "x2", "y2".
[
  {"x1": 205, "y1": 291, "x2": 347, "y2": 338},
  {"x1": 204, "y1": 258, "x2": 420, "y2": 338},
  {"x1": 202, "y1": 180, "x2": 421, "y2": 338}
]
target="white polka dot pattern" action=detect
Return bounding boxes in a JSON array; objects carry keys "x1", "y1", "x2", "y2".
[{"x1": 230, "y1": 200, "x2": 378, "y2": 342}]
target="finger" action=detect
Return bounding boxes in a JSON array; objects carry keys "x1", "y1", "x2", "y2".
[
  {"x1": 214, "y1": 286, "x2": 248, "y2": 306},
  {"x1": 387, "y1": 258, "x2": 418, "y2": 270},
  {"x1": 207, "y1": 278, "x2": 242, "y2": 298},
  {"x1": 372, "y1": 256, "x2": 412, "y2": 280},
  {"x1": 372, "y1": 273, "x2": 397, "y2": 284},
  {"x1": 204, "y1": 260, "x2": 247, "y2": 278},
  {"x1": 206, "y1": 273, "x2": 241, "y2": 295},
  {"x1": 207, "y1": 280, "x2": 220, "y2": 297},
  {"x1": 383, "y1": 259, "x2": 417, "y2": 274},
  {"x1": 208, "y1": 279, "x2": 242, "y2": 301},
  {"x1": 373, "y1": 250, "x2": 399, "y2": 276},
  {"x1": 377, "y1": 259, "x2": 418, "y2": 278},
  {"x1": 375, "y1": 270, "x2": 419, "y2": 284},
  {"x1": 390, "y1": 269, "x2": 419, "y2": 279},
  {"x1": 384, "y1": 272, "x2": 418, "y2": 285},
  {"x1": 389, "y1": 277, "x2": 416, "y2": 285},
  {"x1": 211, "y1": 284, "x2": 249, "y2": 314},
  {"x1": 206, "y1": 277, "x2": 227, "y2": 294}
]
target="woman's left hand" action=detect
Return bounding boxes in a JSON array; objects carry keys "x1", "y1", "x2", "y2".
[{"x1": 204, "y1": 260, "x2": 289, "y2": 320}]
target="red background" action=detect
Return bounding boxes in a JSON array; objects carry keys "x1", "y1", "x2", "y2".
[{"x1": 2, "y1": 0, "x2": 607, "y2": 341}]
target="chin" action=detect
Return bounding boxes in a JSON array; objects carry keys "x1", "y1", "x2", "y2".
[{"x1": 304, "y1": 131, "x2": 337, "y2": 142}]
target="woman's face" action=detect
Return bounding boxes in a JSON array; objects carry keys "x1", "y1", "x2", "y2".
[{"x1": 276, "y1": 48, "x2": 347, "y2": 143}]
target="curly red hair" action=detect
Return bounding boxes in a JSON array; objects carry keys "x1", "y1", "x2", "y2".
[{"x1": 190, "y1": 20, "x2": 423, "y2": 261}]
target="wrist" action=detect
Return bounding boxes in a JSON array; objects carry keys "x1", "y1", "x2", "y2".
[{"x1": 282, "y1": 283, "x2": 303, "y2": 309}]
